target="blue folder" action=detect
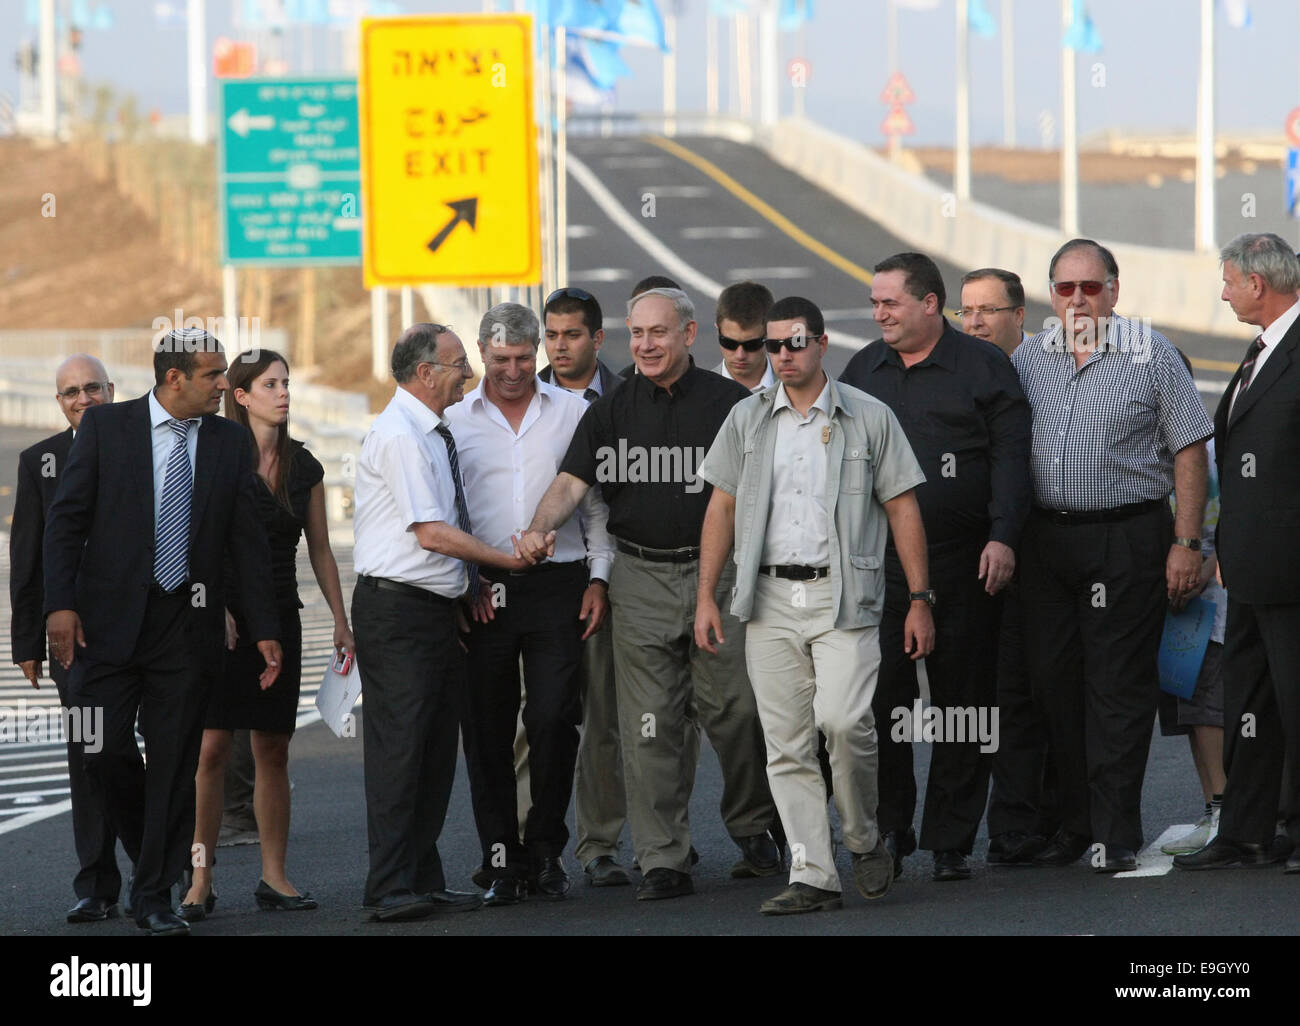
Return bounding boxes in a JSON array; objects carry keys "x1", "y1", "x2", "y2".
[{"x1": 1157, "y1": 597, "x2": 1215, "y2": 700}]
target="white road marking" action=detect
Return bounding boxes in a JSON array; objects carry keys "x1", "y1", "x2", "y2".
[
  {"x1": 638, "y1": 185, "x2": 711, "y2": 198},
  {"x1": 567, "y1": 224, "x2": 597, "y2": 238},
  {"x1": 1113, "y1": 824, "x2": 1188, "y2": 878},
  {"x1": 680, "y1": 226, "x2": 765, "y2": 240},
  {"x1": 569, "y1": 268, "x2": 628, "y2": 282},
  {"x1": 822, "y1": 307, "x2": 875, "y2": 321},
  {"x1": 601, "y1": 156, "x2": 667, "y2": 169},
  {"x1": 568, "y1": 153, "x2": 870, "y2": 352},
  {"x1": 0, "y1": 799, "x2": 71, "y2": 836},
  {"x1": 728, "y1": 267, "x2": 812, "y2": 280}
]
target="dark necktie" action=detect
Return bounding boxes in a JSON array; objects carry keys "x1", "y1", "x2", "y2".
[
  {"x1": 434, "y1": 423, "x2": 480, "y2": 599},
  {"x1": 1238, "y1": 336, "x2": 1266, "y2": 392},
  {"x1": 154, "y1": 418, "x2": 199, "y2": 592},
  {"x1": 583, "y1": 387, "x2": 600, "y2": 403}
]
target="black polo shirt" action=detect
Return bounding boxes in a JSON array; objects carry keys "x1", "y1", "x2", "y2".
[
  {"x1": 561, "y1": 360, "x2": 750, "y2": 549},
  {"x1": 839, "y1": 323, "x2": 1032, "y2": 550}
]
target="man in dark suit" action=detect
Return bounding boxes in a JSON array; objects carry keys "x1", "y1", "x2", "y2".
[
  {"x1": 1175, "y1": 233, "x2": 1300, "y2": 873},
  {"x1": 44, "y1": 329, "x2": 282, "y2": 935},
  {"x1": 10, "y1": 354, "x2": 125, "y2": 923}
]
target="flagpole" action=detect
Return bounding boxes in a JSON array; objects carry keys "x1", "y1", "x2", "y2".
[
  {"x1": 663, "y1": 12, "x2": 677, "y2": 136},
  {"x1": 1195, "y1": 0, "x2": 1216, "y2": 253},
  {"x1": 1060, "y1": 0, "x2": 1079, "y2": 235},
  {"x1": 1001, "y1": 0, "x2": 1016, "y2": 147},
  {"x1": 39, "y1": 0, "x2": 56, "y2": 138},
  {"x1": 706, "y1": 14, "x2": 719, "y2": 120},
  {"x1": 187, "y1": 0, "x2": 208, "y2": 143},
  {"x1": 887, "y1": 0, "x2": 900, "y2": 160},
  {"x1": 556, "y1": 25, "x2": 569, "y2": 289},
  {"x1": 736, "y1": 12, "x2": 752, "y2": 121},
  {"x1": 758, "y1": 0, "x2": 778, "y2": 127},
  {"x1": 955, "y1": 0, "x2": 971, "y2": 201}
]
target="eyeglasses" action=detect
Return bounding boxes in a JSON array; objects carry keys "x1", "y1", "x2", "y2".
[
  {"x1": 958, "y1": 306, "x2": 1019, "y2": 318},
  {"x1": 58, "y1": 382, "x2": 108, "y2": 399},
  {"x1": 546, "y1": 287, "x2": 595, "y2": 305},
  {"x1": 718, "y1": 334, "x2": 766, "y2": 352},
  {"x1": 428, "y1": 359, "x2": 472, "y2": 374},
  {"x1": 1050, "y1": 279, "x2": 1112, "y2": 298},
  {"x1": 764, "y1": 335, "x2": 816, "y2": 354}
]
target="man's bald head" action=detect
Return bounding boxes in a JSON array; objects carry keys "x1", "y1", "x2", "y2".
[{"x1": 55, "y1": 353, "x2": 114, "y2": 430}]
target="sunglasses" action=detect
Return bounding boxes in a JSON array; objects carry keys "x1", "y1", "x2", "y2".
[
  {"x1": 1050, "y1": 279, "x2": 1112, "y2": 298},
  {"x1": 546, "y1": 286, "x2": 595, "y2": 305},
  {"x1": 764, "y1": 335, "x2": 815, "y2": 354},
  {"x1": 718, "y1": 334, "x2": 766, "y2": 352}
]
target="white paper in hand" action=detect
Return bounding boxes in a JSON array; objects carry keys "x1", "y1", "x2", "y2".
[{"x1": 315, "y1": 650, "x2": 361, "y2": 738}]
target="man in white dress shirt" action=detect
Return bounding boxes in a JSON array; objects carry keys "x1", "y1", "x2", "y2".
[
  {"x1": 448, "y1": 303, "x2": 615, "y2": 905},
  {"x1": 351, "y1": 323, "x2": 530, "y2": 922},
  {"x1": 711, "y1": 280, "x2": 777, "y2": 393}
]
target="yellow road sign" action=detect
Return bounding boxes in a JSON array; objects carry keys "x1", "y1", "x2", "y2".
[{"x1": 359, "y1": 14, "x2": 540, "y2": 287}]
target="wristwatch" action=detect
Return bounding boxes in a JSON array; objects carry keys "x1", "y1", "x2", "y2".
[
  {"x1": 909, "y1": 589, "x2": 937, "y2": 608},
  {"x1": 1173, "y1": 537, "x2": 1202, "y2": 551}
]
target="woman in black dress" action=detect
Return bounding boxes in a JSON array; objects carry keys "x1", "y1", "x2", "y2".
[{"x1": 180, "y1": 349, "x2": 354, "y2": 918}]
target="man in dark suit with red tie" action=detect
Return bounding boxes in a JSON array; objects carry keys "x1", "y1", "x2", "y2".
[
  {"x1": 1175, "y1": 233, "x2": 1300, "y2": 873},
  {"x1": 44, "y1": 328, "x2": 282, "y2": 934},
  {"x1": 10, "y1": 355, "x2": 125, "y2": 923}
]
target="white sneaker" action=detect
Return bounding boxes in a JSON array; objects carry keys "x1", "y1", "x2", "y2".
[{"x1": 1161, "y1": 806, "x2": 1220, "y2": 855}]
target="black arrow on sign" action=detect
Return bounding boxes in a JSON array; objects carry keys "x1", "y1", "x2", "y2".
[{"x1": 426, "y1": 197, "x2": 478, "y2": 253}]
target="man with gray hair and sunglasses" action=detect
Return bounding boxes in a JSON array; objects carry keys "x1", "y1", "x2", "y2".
[
  {"x1": 1175, "y1": 232, "x2": 1300, "y2": 874},
  {"x1": 517, "y1": 287, "x2": 781, "y2": 900}
]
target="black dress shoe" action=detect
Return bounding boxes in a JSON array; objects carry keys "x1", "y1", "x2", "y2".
[
  {"x1": 933, "y1": 850, "x2": 971, "y2": 882},
  {"x1": 67, "y1": 897, "x2": 117, "y2": 923},
  {"x1": 1032, "y1": 830, "x2": 1091, "y2": 867},
  {"x1": 882, "y1": 827, "x2": 917, "y2": 879},
  {"x1": 584, "y1": 856, "x2": 631, "y2": 887},
  {"x1": 471, "y1": 866, "x2": 493, "y2": 890},
  {"x1": 363, "y1": 891, "x2": 438, "y2": 922},
  {"x1": 137, "y1": 910, "x2": 190, "y2": 936},
  {"x1": 254, "y1": 880, "x2": 318, "y2": 911},
  {"x1": 730, "y1": 833, "x2": 782, "y2": 878},
  {"x1": 1173, "y1": 837, "x2": 1283, "y2": 871},
  {"x1": 177, "y1": 884, "x2": 217, "y2": 922},
  {"x1": 1094, "y1": 845, "x2": 1137, "y2": 873},
  {"x1": 635, "y1": 867, "x2": 694, "y2": 901},
  {"x1": 759, "y1": 882, "x2": 842, "y2": 916},
  {"x1": 426, "y1": 889, "x2": 482, "y2": 912},
  {"x1": 1285, "y1": 851, "x2": 1300, "y2": 875},
  {"x1": 987, "y1": 831, "x2": 1048, "y2": 866},
  {"x1": 483, "y1": 877, "x2": 528, "y2": 906},
  {"x1": 532, "y1": 857, "x2": 571, "y2": 899}
]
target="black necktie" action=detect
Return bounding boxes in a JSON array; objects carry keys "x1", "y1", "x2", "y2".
[
  {"x1": 583, "y1": 387, "x2": 600, "y2": 403},
  {"x1": 434, "y1": 424, "x2": 480, "y2": 599},
  {"x1": 1238, "y1": 336, "x2": 1266, "y2": 392}
]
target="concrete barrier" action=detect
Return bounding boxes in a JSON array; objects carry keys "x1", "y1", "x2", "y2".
[{"x1": 752, "y1": 118, "x2": 1244, "y2": 339}]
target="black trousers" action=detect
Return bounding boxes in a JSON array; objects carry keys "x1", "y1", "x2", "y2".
[
  {"x1": 1219, "y1": 598, "x2": 1300, "y2": 845},
  {"x1": 52, "y1": 658, "x2": 122, "y2": 902},
  {"x1": 986, "y1": 577, "x2": 1061, "y2": 840},
  {"x1": 1019, "y1": 505, "x2": 1170, "y2": 851},
  {"x1": 352, "y1": 581, "x2": 464, "y2": 906},
  {"x1": 875, "y1": 538, "x2": 1001, "y2": 854},
  {"x1": 68, "y1": 590, "x2": 214, "y2": 920},
  {"x1": 462, "y1": 563, "x2": 585, "y2": 876}
]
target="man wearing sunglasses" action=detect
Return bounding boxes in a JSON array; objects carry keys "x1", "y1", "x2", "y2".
[
  {"x1": 840, "y1": 252, "x2": 1032, "y2": 884},
  {"x1": 713, "y1": 281, "x2": 777, "y2": 393},
  {"x1": 518, "y1": 287, "x2": 781, "y2": 900},
  {"x1": 1012, "y1": 238, "x2": 1211, "y2": 873},
  {"x1": 10, "y1": 354, "x2": 124, "y2": 924}
]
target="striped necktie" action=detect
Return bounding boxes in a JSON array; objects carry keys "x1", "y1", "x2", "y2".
[
  {"x1": 434, "y1": 423, "x2": 481, "y2": 599},
  {"x1": 1238, "y1": 336, "x2": 1266, "y2": 392},
  {"x1": 154, "y1": 418, "x2": 198, "y2": 592}
]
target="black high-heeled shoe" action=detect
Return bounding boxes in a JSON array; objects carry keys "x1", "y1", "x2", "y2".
[
  {"x1": 178, "y1": 885, "x2": 217, "y2": 922},
  {"x1": 254, "y1": 880, "x2": 318, "y2": 911}
]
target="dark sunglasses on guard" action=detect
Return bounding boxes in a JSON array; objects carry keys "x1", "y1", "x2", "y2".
[
  {"x1": 1050, "y1": 279, "x2": 1111, "y2": 298},
  {"x1": 764, "y1": 335, "x2": 814, "y2": 354},
  {"x1": 546, "y1": 286, "x2": 595, "y2": 305},
  {"x1": 718, "y1": 333, "x2": 766, "y2": 352}
]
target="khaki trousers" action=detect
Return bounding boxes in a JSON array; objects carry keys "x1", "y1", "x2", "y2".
[
  {"x1": 610, "y1": 553, "x2": 775, "y2": 874},
  {"x1": 745, "y1": 574, "x2": 882, "y2": 893}
]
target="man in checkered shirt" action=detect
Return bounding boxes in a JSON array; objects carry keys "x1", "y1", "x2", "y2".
[{"x1": 1010, "y1": 239, "x2": 1212, "y2": 874}]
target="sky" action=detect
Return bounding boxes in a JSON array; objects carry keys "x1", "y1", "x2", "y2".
[{"x1": 2, "y1": 0, "x2": 1299, "y2": 147}]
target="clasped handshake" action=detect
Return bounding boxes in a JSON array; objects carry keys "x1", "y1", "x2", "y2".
[{"x1": 511, "y1": 529, "x2": 558, "y2": 565}]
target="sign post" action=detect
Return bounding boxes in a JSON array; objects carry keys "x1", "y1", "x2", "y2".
[{"x1": 358, "y1": 14, "x2": 541, "y2": 289}]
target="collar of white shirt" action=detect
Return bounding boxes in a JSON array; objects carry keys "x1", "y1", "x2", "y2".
[
  {"x1": 148, "y1": 388, "x2": 200, "y2": 431},
  {"x1": 1259, "y1": 298, "x2": 1300, "y2": 352},
  {"x1": 770, "y1": 377, "x2": 832, "y2": 419},
  {"x1": 719, "y1": 359, "x2": 776, "y2": 392},
  {"x1": 462, "y1": 377, "x2": 563, "y2": 433},
  {"x1": 393, "y1": 383, "x2": 449, "y2": 434}
]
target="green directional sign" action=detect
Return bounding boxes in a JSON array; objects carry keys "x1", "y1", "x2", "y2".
[{"x1": 218, "y1": 76, "x2": 362, "y2": 265}]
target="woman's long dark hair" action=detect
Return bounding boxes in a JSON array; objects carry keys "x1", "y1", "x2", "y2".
[{"x1": 224, "y1": 348, "x2": 294, "y2": 510}]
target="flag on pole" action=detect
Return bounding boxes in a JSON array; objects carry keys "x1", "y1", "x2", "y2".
[
  {"x1": 1062, "y1": 0, "x2": 1102, "y2": 51},
  {"x1": 779, "y1": 0, "x2": 814, "y2": 31},
  {"x1": 968, "y1": 0, "x2": 996, "y2": 37},
  {"x1": 1222, "y1": 0, "x2": 1251, "y2": 29},
  {"x1": 611, "y1": 0, "x2": 669, "y2": 52},
  {"x1": 90, "y1": 3, "x2": 113, "y2": 30},
  {"x1": 571, "y1": 34, "x2": 630, "y2": 89}
]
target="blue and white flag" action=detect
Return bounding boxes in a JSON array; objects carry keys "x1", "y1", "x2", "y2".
[
  {"x1": 779, "y1": 0, "x2": 814, "y2": 31},
  {"x1": 1062, "y1": 0, "x2": 1102, "y2": 52},
  {"x1": 611, "y1": 0, "x2": 669, "y2": 52},
  {"x1": 968, "y1": 0, "x2": 996, "y2": 38},
  {"x1": 1222, "y1": 0, "x2": 1251, "y2": 30}
]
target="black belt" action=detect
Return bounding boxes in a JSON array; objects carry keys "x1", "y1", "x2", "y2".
[
  {"x1": 357, "y1": 574, "x2": 456, "y2": 606},
  {"x1": 1033, "y1": 498, "x2": 1164, "y2": 526},
  {"x1": 615, "y1": 539, "x2": 700, "y2": 563},
  {"x1": 507, "y1": 559, "x2": 585, "y2": 577},
  {"x1": 759, "y1": 565, "x2": 831, "y2": 581}
]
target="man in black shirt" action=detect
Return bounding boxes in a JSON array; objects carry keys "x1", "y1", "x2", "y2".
[
  {"x1": 840, "y1": 252, "x2": 1032, "y2": 882},
  {"x1": 519, "y1": 287, "x2": 779, "y2": 900}
]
